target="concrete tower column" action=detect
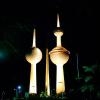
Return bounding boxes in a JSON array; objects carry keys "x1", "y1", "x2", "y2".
[
  {"x1": 45, "y1": 48, "x2": 50, "y2": 96},
  {"x1": 29, "y1": 64, "x2": 36, "y2": 93},
  {"x1": 56, "y1": 64, "x2": 65, "y2": 93}
]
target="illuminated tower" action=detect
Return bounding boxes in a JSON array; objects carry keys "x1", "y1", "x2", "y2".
[
  {"x1": 49, "y1": 14, "x2": 70, "y2": 94},
  {"x1": 25, "y1": 29, "x2": 42, "y2": 94},
  {"x1": 45, "y1": 48, "x2": 50, "y2": 96}
]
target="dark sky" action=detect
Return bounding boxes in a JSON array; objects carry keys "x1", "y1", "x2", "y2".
[{"x1": 0, "y1": 0, "x2": 99, "y2": 93}]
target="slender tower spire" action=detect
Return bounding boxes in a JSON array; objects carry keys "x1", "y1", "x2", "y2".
[
  {"x1": 32, "y1": 28, "x2": 36, "y2": 47},
  {"x1": 76, "y1": 53, "x2": 80, "y2": 79},
  {"x1": 55, "y1": 14, "x2": 63, "y2": 47},
  {"x1": 45, "y1": 48, "x2": 50, "y2": 96},
  {"x1": 57, "y1": 14, "x2": 60, "y2": 28},
  {"x1": 76, "y1": 53, "x2": 81, "y2": 80}
]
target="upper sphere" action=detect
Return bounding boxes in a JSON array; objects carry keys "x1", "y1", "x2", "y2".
[
  {"x1": 25, "y1": 47, "x2": 42, "y2": 64},
  {"x1": 54, "y1": 29, "x2": 63, "y2": 37},
  {"x1": 49, "y1": 47, "x2": 70, "y2": 65}
]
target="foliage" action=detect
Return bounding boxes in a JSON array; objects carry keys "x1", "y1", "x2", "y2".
[
  {"x1": 80, "y1": 64, "x2": 99, "y2": 99},
  {"x1": 56, "y1": 92, "x2": 67, "y2": 100},
  {"x1": 81, "y1": 84, "x2": 94, "y2": 92},
  {"x1": 40, "y1": 91, "x2": 48, "y2": 98},
  {"x1": 82, "y1": 65, "x2": 97, "y2": 73}
]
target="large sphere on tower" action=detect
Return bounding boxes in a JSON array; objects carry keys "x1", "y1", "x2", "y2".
[
  {"x1": 49, "y1": 47, "x2": 70, "y2": 65},
  {"x1": 25, "y1": 47, "x2": 42, "y2": 64}
]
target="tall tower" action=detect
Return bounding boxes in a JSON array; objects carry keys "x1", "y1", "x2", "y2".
[
  {"x1": 49, "y1": 14, "x2": 70, "y2": 94},
  {"x1": 25, "y1": 29, "x2": 42, "y2": 94},
  {"x1": 45, "y1": 48, "x2": 50, "y2": 96}
]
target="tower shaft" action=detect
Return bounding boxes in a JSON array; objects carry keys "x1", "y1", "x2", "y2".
[
  {"x1": 57, "y1": 35, "x2": 61, "y2": 46},
  {"x1": 29, "y1": 64, "x2": 37, "y2": 94},
  {"x1": 56, "y1": 64, "x2": 65, "y2": 94}
]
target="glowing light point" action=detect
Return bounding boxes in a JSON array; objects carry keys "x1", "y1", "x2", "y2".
[
  {"x1": 25, "y1": 29, "x2": 42, "y2": 94},
  {"x1": 17, "y1": 85, "x2": 21, "y2": 90}
]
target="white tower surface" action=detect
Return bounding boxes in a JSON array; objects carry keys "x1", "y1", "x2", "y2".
[
  {"x1": 25, "y1": 29, "x2": 42, "y2": 94},
  {"x1": 45, "y1": 48, "x2": 50, "y2": 96},
  {"x1": 49, "y1": 14, "x2": 70, "y2": 94}
]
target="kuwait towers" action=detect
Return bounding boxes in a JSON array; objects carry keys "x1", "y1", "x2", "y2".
[
  {"x1": 25, "y1": 14, "x2": 70, "y2": 95},
  {"x1": 25, "y1": 29, "x2": 42, "y2": 94},
  {"x1": 49, "y1": 14, "x2": 70, "y2": 94}
]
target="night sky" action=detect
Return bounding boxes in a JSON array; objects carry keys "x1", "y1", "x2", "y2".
[{"x1": 0, "y1": 0, "x2": 99, "y2": 94}]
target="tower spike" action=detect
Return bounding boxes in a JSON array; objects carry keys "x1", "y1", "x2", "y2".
[
  {"x1": 57, "y1": 14, "x2": 60, "y2": 28},
  {"x1": 32, "y1": 28, "x2": 36, "y2": 47}
]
